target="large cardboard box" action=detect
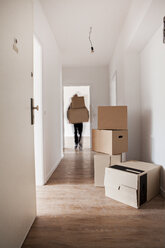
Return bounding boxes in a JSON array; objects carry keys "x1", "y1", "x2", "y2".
[
  {"x1": 71, "y1": 96, "x2": 85, "y2": 109},
  {"x1": 98, "y1": 106, "x2": 127, "y2": 130},
  {"x1": 92, "y1": 129, "x2": 128, "y2": 155},
  {"x1": 68, "y1": 107, "x2": 89, "y2": 124},
  {"x1": 94, "y1": 153, "x2": 122, "y2": 187},
  {"x1": 104, "y1": 161, "x2": 161, "y2": 208}
]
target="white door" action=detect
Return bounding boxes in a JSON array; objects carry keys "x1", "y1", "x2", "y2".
[{"x1": 0, "y1": 1, "x2": 36, "y2": 248}]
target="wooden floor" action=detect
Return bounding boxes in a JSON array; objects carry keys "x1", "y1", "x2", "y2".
[{"x1": 22, "y1": 149, "x2": 165, "y2": 248}]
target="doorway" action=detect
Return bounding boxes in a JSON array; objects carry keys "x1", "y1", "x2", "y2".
[
  {"x1": 33, "y1": 35, "x2": 44, "y2": 185},
  {"x1": 63, "y1": 86, "x2": 90, "y2": 149}
]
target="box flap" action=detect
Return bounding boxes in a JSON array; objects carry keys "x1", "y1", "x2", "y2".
[
  {"x1": 104, "y1": 166, "x2": 139, "y2": 189},
  {"x1": 111, "y1": 165, "x2": 144, "y2": 174},
  {"x1": 105, "y1": 185, "x2": 138, "y2": 208},
  {"x1": 120, "y1": 160, "x2": 161, "y2": 172},
  {"x1": 71, "y1": 96, "x2": 85, "y2": 109}
]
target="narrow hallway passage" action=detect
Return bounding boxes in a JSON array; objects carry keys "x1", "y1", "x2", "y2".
[{"x1": 22, "y1": 150, "x2": 165, "y2": 248}]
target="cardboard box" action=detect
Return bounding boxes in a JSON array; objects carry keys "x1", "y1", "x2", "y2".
[
  {"x1": 98, "y1": 106, "x2": 127, "y2": 130},
  {"x1": 92, "y1": 129, "x2": 128, "y2": 155},
  {"x1": 68, "y1": 107, "x2": 89, "y2": 124},
  {"x1": 94, "y1": 153, "x2": 122, "y2": 187},
  {"x1": 71, "y1": 96, "x2": 85, "y2": 109},
  {"x1": 104, "y1": 161, "x2": 161, "y2": 208}
]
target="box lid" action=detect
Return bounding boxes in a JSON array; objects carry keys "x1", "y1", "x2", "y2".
[
  {"x1": 104, "y1": 165, "x2": 141, "y2": 189},
  {"x1": 71, "y1": 96, "x2": 85, "y2": 109},
  {"x1": 105, "y1": 184, "x2": 138, "y2": 208},
  {"x1": 98, "y1": 106, "x2": 127, "y2": 130},
  {"x1": 119, "y1": 161, "x2": 161, "y2": 172}
]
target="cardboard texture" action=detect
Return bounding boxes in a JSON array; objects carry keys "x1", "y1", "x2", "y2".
[
  {"x1": 68, "y1": 107, "x2": 89, "y2": 124},
  {"x1": 92, "y1": 129, "x2": 128, "y2": 155},
  {"x1": 94, "y1": 154, "x2": 122, "y2": 187},
  {"x1": 104, "y1": 161, "x2": 161, "y2": 208},
  {"x1": 98, "y1": 106, "x2": 127, "y2": 130},
  {"x1": 71, "y1": 96, "x2": 85, "y2": 109}
]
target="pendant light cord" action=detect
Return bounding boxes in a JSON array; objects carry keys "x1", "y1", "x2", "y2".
[
  {"x1": 89, "y1": 27, "x2": 93, "y2": 47},
  {"x1": 89, "y1": 27, "x2": 94, "y2": 52}
]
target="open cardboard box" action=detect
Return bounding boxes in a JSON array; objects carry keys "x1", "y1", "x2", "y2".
[{"x1": 104, "y1": 161, "x2": 161, "y2": 208}]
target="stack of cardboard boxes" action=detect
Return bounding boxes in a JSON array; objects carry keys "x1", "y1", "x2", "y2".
[
  {"x1": 92, "y1": 106, "x2": 128, "y2": 186},
  {"x1": 67, "y1": 95, "x2": 89, "y2": 124},
  {"x1": 92, "y1": 106, "x2": 161, "y2": 208}
]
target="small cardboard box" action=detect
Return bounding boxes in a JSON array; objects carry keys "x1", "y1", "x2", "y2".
[
  {"x1": 68, "y1": 107, "x2": 89, "y2": 124},
  {"x1": 98, "y1": 106, "x2": 127, "y2": 130},
  {"x1": 94, "y1": 153, "x2": 122, "y2": 187},
  {"x1": 92, "y1": 129, "x2": 128, "y2": 155},
  {"x1": 71, "y1": 96, "x2": 85, "y2": 109},
  {"x1": 104, "y1": 161, "x2": 161, "y2": 208}
]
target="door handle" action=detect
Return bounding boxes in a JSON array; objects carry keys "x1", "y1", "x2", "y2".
[
  {"x1": 33, "y1": 105, "x2": 39, "y2": 111},
  {"x1": 30, "y1": 98, "x2": 39, "y2": 125}
]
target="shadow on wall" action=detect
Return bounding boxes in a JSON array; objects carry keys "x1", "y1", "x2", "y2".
[
  {"x1": 141, "y1": 109, "x2": 152, "y2": 162},
  {"x1": 127, "y1": 111, "x2": 142, "y2": 161},
  {"x1": 141, "y1": 110, "x2": 165, "y2": 196}
]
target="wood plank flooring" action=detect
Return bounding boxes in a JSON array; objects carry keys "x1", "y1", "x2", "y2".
[{"x1": 22, "y1": 149, "x2": 165, "y2": 248}]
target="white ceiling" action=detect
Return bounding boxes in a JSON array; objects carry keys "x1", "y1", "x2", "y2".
[{"x1": 40, "y1": 0, "x2": 131, "y2": 66}]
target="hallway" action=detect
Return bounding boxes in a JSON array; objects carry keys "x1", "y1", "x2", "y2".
[{"x1": 22, "y1": 150, "x2": 165, "y2": 248}]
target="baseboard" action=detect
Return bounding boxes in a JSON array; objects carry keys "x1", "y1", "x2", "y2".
[
  {"x1": 44, "y1": 155, "x2": 63, "y2": 184},
  {"x1": 160, "y1": 187, "x2": 165, "y2": 198}
]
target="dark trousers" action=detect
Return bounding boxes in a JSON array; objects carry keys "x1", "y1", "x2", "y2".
[{"x1": 74, "y1": 123, "x2": 83, "y2": 145}]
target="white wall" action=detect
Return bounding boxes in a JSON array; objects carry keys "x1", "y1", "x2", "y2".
[
  {"x1": 108, "y1": 0, "x2": 146, "y2": 160},
  {"x1": 109, "y1": 0, "x2": 165, "y2": 194},
  {"x1": 34, "y1": 0, "x2": 63, "y2": 183},
  {"x1": 63, "y1": 66, "x2": 109, "y2": 133},
  {"x1": 140, "y1": 25, "x2": 165, "y2": 196}
]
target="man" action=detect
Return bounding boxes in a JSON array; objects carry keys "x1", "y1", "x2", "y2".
[
  {"x1": 67, "y1": 94, "x2": 89, "y2": 151},
  {"x1": 67, "y1": 98, "x2": 83, "y2": 150}
]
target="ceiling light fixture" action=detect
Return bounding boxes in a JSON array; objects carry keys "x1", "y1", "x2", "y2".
[{"x1": 89, "y1": 27, "x2": 94, "y2": 53}]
